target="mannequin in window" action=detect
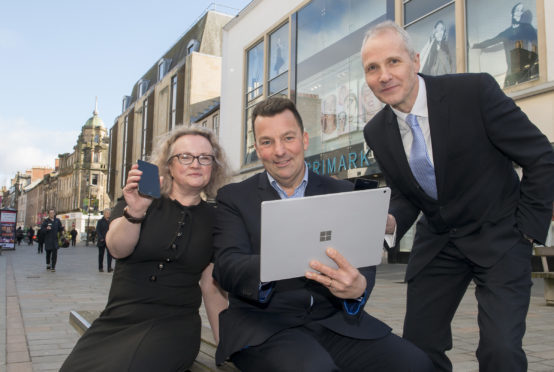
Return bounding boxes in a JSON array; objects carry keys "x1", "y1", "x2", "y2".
[
  {"x1": 419, "y1": 20, "x2": 452, "y2": 76},
  {"x1": 472, "y1": 2, "x2": 538, "y2": 86}
]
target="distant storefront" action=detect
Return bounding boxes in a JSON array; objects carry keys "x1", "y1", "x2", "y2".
[{"x1": 1, "y1": 209, "x2": 17, "y2": 250}]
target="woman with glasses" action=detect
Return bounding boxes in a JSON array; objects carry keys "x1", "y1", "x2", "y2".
[{"x1": 61, "y1": 126, "x2": 229, "y2": 372}]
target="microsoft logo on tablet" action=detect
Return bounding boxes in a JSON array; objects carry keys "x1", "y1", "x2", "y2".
[{"x1": 320, "y1": 230, "x2": 332, "y2": 242}]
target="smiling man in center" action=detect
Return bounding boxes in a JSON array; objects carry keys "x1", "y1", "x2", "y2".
[{"x1": 212, "y1": 96, "x2": 432, "y2": 372}]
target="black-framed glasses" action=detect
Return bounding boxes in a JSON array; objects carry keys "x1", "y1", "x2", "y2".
[{"x1": 169, "y1": 153, "x2": 215, "y2": 166}]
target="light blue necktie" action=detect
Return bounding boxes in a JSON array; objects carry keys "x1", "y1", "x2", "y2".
[{"x1": 406, "y1": 114, "x2": 437, "y2": 199}]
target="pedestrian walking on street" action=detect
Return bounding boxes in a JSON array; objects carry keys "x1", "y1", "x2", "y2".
[
  {"x1": 37, "y1": 228, "x2": 45, "y2": 254},
  {"x1": 27, "y1": 226, "x2": 34, "y2": 245},
  {"x1": 40, "y1": 208, "x2": 64, "y2": 272},
  {"x1": 70, "y1": 226, "x2": 78, "y2": 246},
  {"x1": 96, "y1": 208, "x2": 112, "y2": 272},
  {"x1": 89, "y1": 229, "x2": 96, "y2": 244},
  {"x1": 16, "y1": 226, "x2": 23, "y2": 245}
]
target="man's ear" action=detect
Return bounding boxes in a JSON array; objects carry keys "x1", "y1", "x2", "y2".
[{"x1": 303, "y1": 131, "x2": 309, "y2": 151}]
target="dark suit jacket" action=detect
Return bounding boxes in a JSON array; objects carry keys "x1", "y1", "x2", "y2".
[
  {"x1": 212, "y1": 170, "x2": 391, "y2": 364},
  {"x1": 364, "y1": 73, "x2": 554, "y2": 280},
  {"x1": 96, "y1": 218, "x2": 109, "y2": 248}
]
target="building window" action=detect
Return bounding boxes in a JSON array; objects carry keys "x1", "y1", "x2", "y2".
[
  {"x1": 202, "y1": 120, "x2": 208, "y2": 128},
  {"x1": 91, "y1": 174, "x2": 98, "y2": 186},
  {"x1": 158, "y1": 58, "x2": 172, "y2": 80},
  {"x1": 122, "y1": 96, "x2": 132, "y2": 113},
  {"x1": 246, "y1": 41, "x2": 264, "y2": 102},
  {"x1": 213, "y1": 114, "x2": 219, "y2": 137},
  {"x1": 107, "y1": 126, "x2": 117, "y2": 197},
  {"x1": 243, "y1": 40, "x2": 265, "y2": 165},
  {"x1": 467, "y1": 0, "x2": 538, "y2": 88},
  {"x1": 296, "y1": 0, "x2": 391, "y2": 163},
  {"x1": 169, "y1": 75, "x2": 178, "y2": 130},
  {"x1": 268, "y1": 23, "x2": 289, "y2": 97},
  {"x1": 94, "y1": 134, "x2": 100, "y2": 143},
  {"x1": 121, "y1": 116, "x2": 129, "y2": 187},
  {"x1": 93, "y1": 151, "x2": 99, "y2": 163},
  {"x1": 138, "y1": 79, "x2": 149, "y2": 97},
  {"x1": 141, "y1": 99, "x2": 149, "y2": 160},
  {"x1": 187, "y1": 39, "x2": 200, "y2": 55},
  {"x1": 404, "y1": 2, "x2": 455, "y2": 77}
]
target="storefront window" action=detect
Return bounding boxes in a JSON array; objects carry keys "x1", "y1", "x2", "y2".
[
  {"x1": 296, "y1": 0, "x2": 391, "y2": 173},
  {"x1": 405, "y1": 3, "x2": 456, "y2": 76},
  {"x1": 467, "y1": 0, "x2": 538, "y2": 88}
]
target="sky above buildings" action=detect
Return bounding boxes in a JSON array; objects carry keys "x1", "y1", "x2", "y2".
[{"x1": 0, "y1": 0, "x2": 252, "y2": 188}]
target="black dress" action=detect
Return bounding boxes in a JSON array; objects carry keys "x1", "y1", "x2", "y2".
[{"x1": 61, "y1": 197, "x2": 215, "y2": 372}]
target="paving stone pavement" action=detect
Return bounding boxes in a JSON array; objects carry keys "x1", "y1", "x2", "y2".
[{"x1": 1, "y1": 243, "x2": 553, "y2": 371}]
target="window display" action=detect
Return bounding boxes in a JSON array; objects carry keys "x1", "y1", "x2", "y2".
[
  {"x1": 296, "y1": 0, "x2": 388, "y2": 160},
  {"x1": 405, "y1": 4, "x2": 455, "y2": 76},
  {"x1": 468, "y1": 0, "x2": 538, "y2": 87}
]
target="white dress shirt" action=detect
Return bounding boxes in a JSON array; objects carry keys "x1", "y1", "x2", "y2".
[
  {"x1": 390, "y1": 75, "x2": 434, "y2": 166},
  {"x1": 385, "y1": 76, "x2": 434, "y2": 248}
]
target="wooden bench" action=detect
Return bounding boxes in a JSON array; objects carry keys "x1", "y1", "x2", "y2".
[
  {"x1": 69, "y1": 310, "x2": 238, "y2": 371},
  {"x1": 532, "y1": 246, "x2": 554, "y2": 306}
]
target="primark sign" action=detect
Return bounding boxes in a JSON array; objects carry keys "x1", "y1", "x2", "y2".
[{"x1": 305, "y1": 143, "x2": 380, "y2": 177}]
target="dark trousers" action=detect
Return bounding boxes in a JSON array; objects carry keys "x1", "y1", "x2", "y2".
[
  {"x1": 38, "y1": 243, "x2": 44, "y2": 253},
  {"x1": 71, "y1": 238, "x2": 76, "y2": 246},
  {"x1": 98, "y1": 245, "x2": 112, "y2": 270},
  {"x1": 46, "y1": 249, "x2": 58, "y2": 269},
  {"x1": 231, "y1": 323, "x2": 433, "y2": 372},
  {"x1": 403, "y1": 239, "x2": 532, "y2": 372}
]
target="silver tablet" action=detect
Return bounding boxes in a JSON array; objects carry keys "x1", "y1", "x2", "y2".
[{"x1": 260, "y1": 187, "x2": 390, "y2": 282}]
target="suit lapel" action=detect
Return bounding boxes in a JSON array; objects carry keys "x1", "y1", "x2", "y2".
[
  {"x1": 256, "y1": 172, "x2": 280, "y2": 202},
  {"x1": 424, "y1": 75, "x2": 448, "y2": 200},
  {"x1": 305, "y1": 170, "x2": 324, "y2": 197},
  {"x1": 382, "y1": 107, "x2": 417, "y2": 185}
]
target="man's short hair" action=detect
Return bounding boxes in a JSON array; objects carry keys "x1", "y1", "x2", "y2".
[
  {"x1": 252, "y1": 97, "x2": 304, "y2": 140},
  {"x1": 361, "y1": 20, "x2": 417, "y2": 59}
]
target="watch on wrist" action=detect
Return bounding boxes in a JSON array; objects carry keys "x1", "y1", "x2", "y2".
[{"x1": 123, "y1": 207, "x2": 146, "y2": 224}]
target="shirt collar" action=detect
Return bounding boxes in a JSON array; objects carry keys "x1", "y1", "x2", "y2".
[
  {"x1": 391, "y1": 75, "x2": 428, "y2": 121},
  {"x1": 267, "y1": 162, "x2": 309, "y2": 199}
]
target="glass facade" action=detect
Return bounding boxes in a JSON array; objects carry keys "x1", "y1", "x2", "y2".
[
  {"x1": 467, "y1": 0, "x2": 538, "y2": 88},
  {"x1": 241, "y1": 0, "x2": 542, "y2": 170},
  {"x1": 296, "y1": 0, "x2": 392, "y2": 176}
]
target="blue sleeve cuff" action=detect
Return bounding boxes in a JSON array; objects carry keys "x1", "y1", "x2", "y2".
[
  {"x1": 342, "y1": 289, "x2": 368, "y2": 315},
  {"x1": 258, "y1": 281, "x2": 275, "y2": 303}
]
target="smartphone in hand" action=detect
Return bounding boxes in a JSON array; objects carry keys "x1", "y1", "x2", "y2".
[
  {"x1": 137, "y1": 159, "x2": 161, "y2": 199},
  {"x1": 354, "y1": 178, "x2": 379, "y2": 190}
]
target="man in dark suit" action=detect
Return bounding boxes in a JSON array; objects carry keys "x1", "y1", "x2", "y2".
[
  {"x1": 41, "y1": 208, "x2": 64, "y2": 272},
  {"x1": 96, "y1": 208, "x2": 113, "y2": 273},
  {"x1": 212, "y1": 97, "x2": 433, "y2": 372},
  {"x1": 361, "y1": 21, "x2": 554, "y2": 371}
]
